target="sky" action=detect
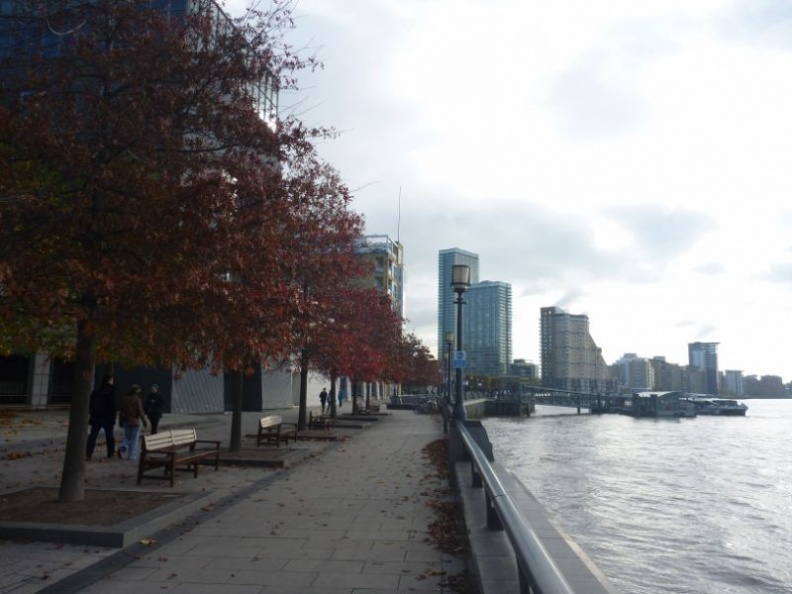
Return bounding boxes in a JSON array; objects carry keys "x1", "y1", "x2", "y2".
[{"x1": 226, "y1": 0, "x2": 792, "y2": 381}]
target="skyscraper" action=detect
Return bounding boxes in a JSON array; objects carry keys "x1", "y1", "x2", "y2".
[
  {"x1": 540, "y1": 306, "x2": 611, "y2": 392},
  {"x1": 437, "y1": 248, "x2": 479, "y2": 360},
  {"x1": 688, "y1": 342, "x2": 719, "y2": 395},
  {"x1": 464, "y1": 281, "x2": 512, "y2": 376}
]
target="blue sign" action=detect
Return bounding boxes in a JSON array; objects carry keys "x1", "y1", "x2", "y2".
[{"x1": 454, "y1": 350, "x2": 466, "y2": 369}]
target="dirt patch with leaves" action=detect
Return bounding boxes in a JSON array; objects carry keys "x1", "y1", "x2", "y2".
[
  {"x1": 0, "y1": 487, "x2": 186, "y2": 525},
  {"x1": 422, "y1": 438, "x2": 481, "y2": 594}
]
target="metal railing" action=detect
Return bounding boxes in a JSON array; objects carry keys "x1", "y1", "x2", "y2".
[{"x1": 456, "y1": 421, "x2": 576, "y2": 594}]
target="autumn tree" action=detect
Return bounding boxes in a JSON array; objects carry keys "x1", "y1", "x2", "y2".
[
  {"x1": 393, "y1": 332, "x2": 440, "y2": 392},
  {"x1": 333, "y1": 291, "x2": 404, "y2": 415},
  {"x1": 307, "y1": 287, "x2": 401, "y2": 416},
  {"x1": 0, "y1": 0, "x2": 322, "y2": 500},
  {"x1": 274, "y1": 149, "x2": 365, "y2": 430}
]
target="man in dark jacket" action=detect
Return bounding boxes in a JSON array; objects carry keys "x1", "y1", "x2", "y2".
[
  {"x1": 143, "y1": 383, "x2": 165, "y2": 435},
  {"x1": 86, "y1": 375, "x2": 116, "y2": 460}
]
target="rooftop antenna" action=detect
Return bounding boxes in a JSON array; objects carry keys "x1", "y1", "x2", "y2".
[{"x1": 397, "y1": 186, "x2": 401, "y2": 243}]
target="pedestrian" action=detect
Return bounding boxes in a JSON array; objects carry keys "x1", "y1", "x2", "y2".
[
  {"x1": 118, "y1": 385, "x2": 148, "y2": 460},
  {"x1": 338, "y1": 388, "x2": 346, "y2": 409},
  {"x1": 319, "y1": 388, "x2": 328, "y2": 413},
  {"x1": 143, "y1": 383, "x2": 165, "y2": 434},
  {"x1": 86, "y1": 375, "x2": 116, "y2": 460}
]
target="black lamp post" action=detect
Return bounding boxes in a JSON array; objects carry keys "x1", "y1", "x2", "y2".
[
  {"x1": 451, "y1": 264, "x2": 470, "y2": 420},
  {"x1": 445, "y1": 331, "x2": 454, "y2": 404}
]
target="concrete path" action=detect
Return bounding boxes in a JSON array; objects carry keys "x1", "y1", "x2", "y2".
[{"x1": 1, "y1": 407, "x2": 464, "y2": 594}]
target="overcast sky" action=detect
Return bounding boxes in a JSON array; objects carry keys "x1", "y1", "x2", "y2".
[{"x1": 227, "y1": 0, "x2": 792, "y2": 381}]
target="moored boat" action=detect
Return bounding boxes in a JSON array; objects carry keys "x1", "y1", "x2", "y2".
[{"x1": 682, "y1": 395, "x2": 748, "y2": 416}]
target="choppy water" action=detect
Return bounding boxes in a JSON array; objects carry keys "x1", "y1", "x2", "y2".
[{"x1": 482, "y1": 399, "x2": 792, "y2": 593}]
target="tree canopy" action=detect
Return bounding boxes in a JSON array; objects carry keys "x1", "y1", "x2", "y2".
[
  {"x1": 0, "y1": 0, "x2": 340, "y2": 500},
  {"x1": 0, "y1": 0, "x2": 436, "y2": 500}
]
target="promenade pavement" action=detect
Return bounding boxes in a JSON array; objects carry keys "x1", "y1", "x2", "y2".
[{"x1": 0, "y1": 404, "x2": 465, "y2": 594}]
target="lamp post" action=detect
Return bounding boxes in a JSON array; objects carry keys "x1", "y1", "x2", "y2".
[
  {"x1": 451, "y1": 264, "x2": 471, "y2": 420},
  {"x1": 445, "y1": 332, "x2": 454, "y2": 405}
]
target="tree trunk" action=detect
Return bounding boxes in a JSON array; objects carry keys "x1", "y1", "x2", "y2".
[
  {"x1": 58, "y1": 319, "x2": 96, "y2": 502},
  {"x1": 351, "y1": 378, "x2": 358, "y2": 415},
  {"x1": 329, "y1": 371, "x2": 338, "y2": 420},
  {"x1": 229, "y1": 369, "x2": 243, "y2": 452},
  {"x1": 298, "y1": 349, "x2": 308, "y2": 431}
]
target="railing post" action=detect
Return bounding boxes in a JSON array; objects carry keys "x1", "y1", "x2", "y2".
[
  {"x1": 519, "y1": 567, "x2": 534, "y2": 594},
  {"x1": 485, "y1": 491, "x2": 502, "y2": 530},
  {"x1": 471, "y1": 464, "x2": 482, "y2": 488}
]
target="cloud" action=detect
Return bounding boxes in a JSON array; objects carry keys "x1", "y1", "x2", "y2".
[
  {"x1": 694, "y1": 323, "x2": 718, "y2": 340},
  {"x1": 719, "y1": 0, "x2": 792, "y2": 49},
  {"x1": 603, "y1": 205, "x2": 717, "y2": 261},
  {"x1": 549, "y1": 55, "x2": 647, "y2": 140},
  {"x1": 696, "y1": 262, "x2": 724, "y2": 275},
  {"x1": 555, "y1": 288, "x2": 588, "y2": 310},
  {"x1": 766, "y1": 263, "x2": 792, "y2": 284}
]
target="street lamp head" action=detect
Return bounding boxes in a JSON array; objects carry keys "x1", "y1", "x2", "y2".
[
  {"x1": 445, "y1": 331, "x2": 455, "y2": 345},
  {"x1": 450, "y1": 264, "x2": 471, "y2": 293}
]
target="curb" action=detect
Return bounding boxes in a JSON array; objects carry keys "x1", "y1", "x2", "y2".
[{"x1": 0, "y1": 489, "x2": 214, "y2": 548}]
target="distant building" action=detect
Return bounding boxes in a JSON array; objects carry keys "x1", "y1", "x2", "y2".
[
  {"x1": 437, "y1": 248, "x2": 479, "y2": 360},
  {"x1": 688, "y1": 342, "x2": 719, "y2": 395},
  {"x1": 463, "y1": 280, "x2": 512, "y2": 376},
  {"x1": 723, "y1": 369, "x2": 744, "y2": 397},
  {"x1": 511, "y1": 359, "x2": 538, "y2": 380},
  {"x1": 743, "y1": 374, "x2": 786, "y2": 398},
  {"x1": 683, "y1": 366, "x2": 708, "y2": 394},
  {"x1": 540, "y1": 306, "x2": 612, "y2": 393},
  {"x1": 650, "y1": 356, "x2": 685, "y2": 392},
  {"x1": 355, "y1": 235, "x2": 405, "y2": 318},
  {"x1": 614, "y1": 353, "x2": 655, "y2": 391}
]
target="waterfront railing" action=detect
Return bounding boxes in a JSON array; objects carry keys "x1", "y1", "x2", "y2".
[{"x1": 455, "y1": 420, "x2": 576, "y2": 594}]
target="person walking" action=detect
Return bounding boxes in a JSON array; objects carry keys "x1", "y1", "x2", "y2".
[
  {"x1": 143, "y1": 383, "x2": 165, "y2": 435},
  {"x1": 319, "y1": 388, "x2": 328, "y2": 413},
  {"x1": 86, "y1": 375, "x2": 116, "y2": 460},
  {"x1": 118, "y1": 385, "x2": 148, "y2": 460}
]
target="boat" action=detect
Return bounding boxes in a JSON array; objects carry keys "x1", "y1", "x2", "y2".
[
  {"x1": 625, "y1": 391, "x2": 697, "y2": 418},
  {"x1": 682, "y1": 395, "x2": 748, "y2": 416}
]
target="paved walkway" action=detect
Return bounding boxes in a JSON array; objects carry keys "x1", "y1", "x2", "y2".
[{"x1": 0, "y1": 407, "x2": 463, "y2": 594}]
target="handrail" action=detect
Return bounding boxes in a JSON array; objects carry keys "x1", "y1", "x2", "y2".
[{"x1": 457, "y1": 421, "x2": 576, "y2": 594}]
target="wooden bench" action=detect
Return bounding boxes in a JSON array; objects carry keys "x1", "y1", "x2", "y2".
[
  {"x1": 257, "y1": 415, "x2": 297, "y2": 447},
  {"x1": 309, "y1": 411, "x2": 335, "y2": 430},
  {"x1": 137, "y1": 429, "x2": 221, "y2": 487}
]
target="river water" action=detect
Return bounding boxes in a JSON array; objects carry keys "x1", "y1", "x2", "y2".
[{"x1": 482, "y1": 398, "x2": 792, "y2": 594}]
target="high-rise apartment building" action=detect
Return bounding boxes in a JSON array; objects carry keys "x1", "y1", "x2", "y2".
[
  {"x1": 614, "y1": 353, "x2": 655, "y2": 391},
  {"x1": 437, "y1": 248, "x2": 479, "y2": 360},
  {"x1": 540, "y1": 306, "x2": 612, "y2": 393},
  {"x1": 650, "y1": 356, "x2": 685, "y2": 392},
  {"x1": 463, "y1": 280, "x2": 512, "y2": 376},
  {"x1": 355, "y1": 235, "x2": 405, "y2": 318},
  {"x1": 688, "y1": 342, "x2": 719, "y2": 395},
  {"x1": 723, "y1": 369, "x2": 744, "y2": 397}
]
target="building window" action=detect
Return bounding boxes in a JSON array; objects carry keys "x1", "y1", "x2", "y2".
[{"x1": 0, "y1": 354, "x2": 29, "y2": 404}]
